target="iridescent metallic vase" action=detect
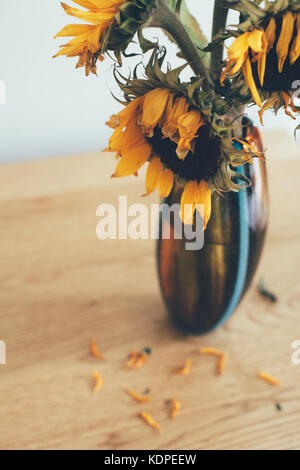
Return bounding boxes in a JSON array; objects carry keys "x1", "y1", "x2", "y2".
[{"x1": 157, "y1": 121, "x2": 268, "y2": 334}]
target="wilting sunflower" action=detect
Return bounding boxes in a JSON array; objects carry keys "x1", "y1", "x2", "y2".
[
  {"x1": 221, "y1": 0, "x2": 300, "y2": 122},
  {"x1": 106, "y1": 56, "x2": 260, "y2": 227},
  {"x1": 106, "y1": 88, "x2": 215, "y2": 226},
  {"x1": 54, "y1": 0, "x2": 156, "y2": 75}
]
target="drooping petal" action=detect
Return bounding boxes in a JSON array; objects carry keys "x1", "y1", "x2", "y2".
[
  {"x1": 144, "y1": 157, "x2": 163, "y2": 196},
  {"x1": 265, "y1": 16, "x2": 277, "y2": 52},
  {"x1": 248, "y1": 29, "x2": 264, "y2": 54},
  {"x1": 159, "y1": 92, "x2": 174, "y2": 129},
  {"x1": 177, "y1": 110, "x2": 204, "y2": 159},
  {"x1": 242, "y1": 56, "x2": 262, "y2": 107},
  {"x1": 179, "y1": 181, "x2": 198, "y2": 225},
  {"x1": 107, "y1": 97, "x2": 143, "y2": 150},
  {"x1": 257, "y1": 52, "x2": 267, "y2": 87},
  {"x1": 290, "y1": 13, "x2": 300, "y2": 65},
  {"x1": 157, "y1": 170, "x2": 174, "y2": 199},
  {"x1": 113, "y1": 141, "x2": 151, "y2": 177},
  {"x1": 227, "y1": 32, "x2": 251, "y2": 74},
  {"x1": 140, "y1": 88, "x2": 171, "y2": 137},
  {"x1": 194, "y1": 180, "x2": 212, "y2": 230},
  {"x1": 110, "y1": 116, "x2": 145, "y2": 154},
  {"x1": 176, "y1": 137, "x2": 194, "y2": 160},
  {"x1": 162, "y1": 96, "x2": 189, "y2": 141},
  {"x1": 109, "y1": 118, "x2": 142, "y2": 156},
  {"x1": 252, "y1": 32, "x2": 268, "y2": 86},
  {"x1": 276, "y1": 11, "x2": 295, "y2": 73}
]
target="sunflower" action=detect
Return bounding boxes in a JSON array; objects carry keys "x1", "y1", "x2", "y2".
[
  {"x1": 106, "y1": 83, "x2": 260, "y2": 227},
  {"x1": 54, "y1": 0, "x2": 156, "y2": 75},
  {"x1": 221, "y1": 1, "x2": 300, "y2": 122}
]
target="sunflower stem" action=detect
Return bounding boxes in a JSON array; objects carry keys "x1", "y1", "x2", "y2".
[
  {"x1": 210, "y1": 0, "x2": 229, "y2": 78},
  {"x1": 149, "y1": 1, "x2": 213, "y2": 91}
]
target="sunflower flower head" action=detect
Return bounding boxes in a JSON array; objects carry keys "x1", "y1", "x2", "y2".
[
  {"x1": 106, "y1": 52, "x2": 261, "y2": 227},
  {"x1": 54, "y1": 0, "x2": 156, "y2": 75},
  {"x1": 220, "y1": 0, "x2": 300, "y2": 122}
]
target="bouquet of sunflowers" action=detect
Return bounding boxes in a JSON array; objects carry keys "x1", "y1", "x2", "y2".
[{"x1": 54, "y1": 0, "x2": 300, "y2": 227}]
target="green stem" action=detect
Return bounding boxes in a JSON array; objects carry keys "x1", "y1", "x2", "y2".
[
  {"x1": 210, "y1": 0, "x2": 229, "y2": 78},
  {"x1": 150, "y1": 1, "x2": 213, "y2": 91}
]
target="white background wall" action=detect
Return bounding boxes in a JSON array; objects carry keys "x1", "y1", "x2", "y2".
[{"x1": 0, "y1": 0, "x2": 299, "y2": 163}]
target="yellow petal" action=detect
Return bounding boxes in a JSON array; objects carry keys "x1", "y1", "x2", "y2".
[
  {"x1": 228, "y1": 32, "x2": 250, "y2": 58},
  {"x1": 87, "y1": 25, "x2": 103, "y2": 50},
  {"x1": 110, "y1": 117, "x2": 144, "y2": 154},
  {"x1": 176, "y1": 110, "x2": 204, "y2": 159},
  {"x1": 227, "y1": 33, "x2": 251, "y2": 74},
  {"x1": 265, "y1": 17, "x2": 276, "y2": 52},
  {"x1": 54, "y1": 24, "x2": 95, "y2": 38},
  {"x1": 179, "y1": 181, "x2": 198, "y2": 225},
  {"x1": 242, "y1": 56, "x2": 262, "y2": 108},
  {"x1": 257, "y1": 52, "x2": 267, "y2": 87},
  {"x1": 72, "y1": 0, "x2": 101, "y2": 9},
  {"x1": 248, "y1": 29, "x2": 264, "y2": 53},
  {"x1": 176, "y1": 137, "x2": 194, "y2": 160},
  {"x1": 252, "y1": 32, "x2": 268, "y2": 86},
  {"x1": 113, "y1": 141, "x2": 151, "y2": 177},
  {"x1": 59, "y1": 26, "x2": 102, "y2": 52},
  {"x1": 144, "y1": 157, "x2": 163, "y2": 196},
  {"x1": 54, "y1": 0, "x2": 124, "y2": 73},
  {"x1": 178, "y1": 110, "x2": 204, "y2": 139},
  {"x1": 73, "y1": 0, "x2": 123, "y2": 9},
  {"x1": 140, "y1": 88, "x2": 170, "y2": 137},
  {"x1": 108, "y1": 97, "x2": 143, "y2": 151},
  {"x1": 162, "y1": 96, "x2": 189, "y2": 140},
  {"x1": 290, "y1": 13, "x2": 300, "y2": 65},
  {"x1": 276, "y1": 11, "x2": 295, "y2": 73},
  {"x1": 194, "y1": 180, "x2": 212, "y2": 230},
  {"x1": 54, "y1": 42, "x2": 87, "y2": 58},
  {"x1": 158, "y1": 170, "x2": 174, "y2": 199},
  {"x1": 61, "y1": 2, "x2": 116, "y2": 25},
  {"x1": 159, "y1": 92, "x2": 174, "y2": 128},
  {"x1": 117, "y1": 97, "x2": 143, "y2": 126}
]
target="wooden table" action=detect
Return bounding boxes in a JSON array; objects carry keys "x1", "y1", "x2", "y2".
[{"x1": 1, "y1": 147, "x2": 300, "y2": 450}]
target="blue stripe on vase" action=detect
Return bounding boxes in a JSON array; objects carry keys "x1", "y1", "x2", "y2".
[{"x1": 210, "y1": 165, "x2": 250, "y2": 330}]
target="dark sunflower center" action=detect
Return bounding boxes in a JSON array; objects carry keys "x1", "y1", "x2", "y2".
[
  {"x1": 147, "y1": 125, "x2": 221, "y2": 182},
  {"x1": 251, "y1": 13, "x2": 300, "y2": 92}
]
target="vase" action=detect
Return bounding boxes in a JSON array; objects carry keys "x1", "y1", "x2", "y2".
[{"x1": 157, "y1": 119, "x2": 269, "y2": 334}]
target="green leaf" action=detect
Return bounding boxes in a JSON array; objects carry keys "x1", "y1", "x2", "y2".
[{"x1": 165, "y1": 0, "x2": 209, "y2": 65}]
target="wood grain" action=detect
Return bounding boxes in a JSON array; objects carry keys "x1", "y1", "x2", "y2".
[{"x1": 1, "y1": 148, "x2": 300, "y2": 450}]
